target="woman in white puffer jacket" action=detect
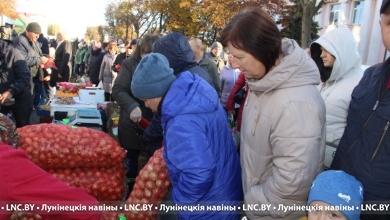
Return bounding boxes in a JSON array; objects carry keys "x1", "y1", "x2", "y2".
[{"x1": 310, "y1": 26, "x2": 366, "y2": 168}]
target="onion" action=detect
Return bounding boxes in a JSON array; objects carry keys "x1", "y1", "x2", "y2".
[{"x1": 125, "y1": 147, "x2": 170, "y2": 219}]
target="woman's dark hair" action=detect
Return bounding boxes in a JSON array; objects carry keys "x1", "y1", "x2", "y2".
[
  {"x1": 220, "y1": 7, "x2": 282, "y2": 73},
  {"x1": 310, "y1": 43, "x2": 333, "y2": 82},
  {"x1": 140, "y1": 34, "x2": 162, "y2": 56},
  {"x1": 128, "y1": 34, "x2": 162, "y2": 72},
  {"x1": 126, "y1": 41, "x2": 142, "y2": 76}
]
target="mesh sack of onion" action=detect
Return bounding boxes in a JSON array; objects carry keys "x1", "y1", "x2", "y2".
[{"x1": 17, "y1": 124, "x2": 127, "y2": 202}]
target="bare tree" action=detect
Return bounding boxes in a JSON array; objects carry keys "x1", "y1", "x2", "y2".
[
  {"x1": 299, "y1": 0, "x2": 324, "y2": 48},
  {"x1": 104, "y1": 2, "x2": 118, "y2": 37}
]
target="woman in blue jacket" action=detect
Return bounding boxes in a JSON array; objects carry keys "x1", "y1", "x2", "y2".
[{"x1": 131, "y1": 53, "x2": 242, "y2": 219}]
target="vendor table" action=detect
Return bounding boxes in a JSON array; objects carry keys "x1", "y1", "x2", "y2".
[{"x1": 50, "y1": 97, "x2": 97, "y2": 117}]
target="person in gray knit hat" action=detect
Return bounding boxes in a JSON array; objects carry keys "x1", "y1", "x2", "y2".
[
  {"x1": 210, "y1": 41, "x2": 222, "y2": 51},
  {"x1": 208, "y1": 41, "x2": 226, "y2": 74},
  {"x1": 131, "y1": 52, "x2": 242, "y2": 219},
  {"x1": 12, "y1": 21, "x2": 48, "y2": 125},
  {"x1": 26, "y1": 22, "x2": 41, "y2": 34}
]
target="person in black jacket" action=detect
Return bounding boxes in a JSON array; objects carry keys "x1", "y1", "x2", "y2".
[
  {"x1": 71, "y1": 37, "x2": 79, "y2": 74},
  {"x1": 0, "y1": 40, "x2": 32, "y2": 127},
  {"x1": 143, "y1": 32, "x2": 218, "y2": 155},
  {"x1": 35, "y1": 33, "x2": 49, "y2": 107},
  {"x1": 112, "y1": 34, "x2": 160, "y2": 193},
  {"x1": 49, "y1": 31, "x2": 72, "y2": 87},
  {"x1": 38, "y1": 33, "x2": 49, "y2": 56},
  {"x1": 111, "y1": 42, "x2": 131, "y2": 73},
  {"x1": 87, "y1": 40, "x2": 105, "y2": 86},
  {"x1": 331, "y1": 1, "x2": 390, "y2": 219}
]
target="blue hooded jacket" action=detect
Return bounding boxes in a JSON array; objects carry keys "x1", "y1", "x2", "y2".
[
  {"x1": 143, "y1": 33, "x2": 217, "y2": 153},
  {"x1": 161, "y1": 71, "x2": 242, "y2": 219},
  {"x1": 152, "y1": 32, "x2": 213, "y2": 84}
]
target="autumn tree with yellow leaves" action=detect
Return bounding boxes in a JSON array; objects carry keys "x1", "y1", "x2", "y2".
[
  {"x1": 160, "y1": 0, "x2": 285, "y2": 44},
  {"x1": 108, "y1": 0, "x2": 287, "y2": 45},
  {"x1": 104, "y1": 0, "x2": 335, "y2": 48},
  {"x1": 85, "y1": 26, "x2": 104, "y2": 43},
  {"x1": 47, "y1": 24, "x2": 60, "y2": 36},
  {"x1": 0, "y1": 0, "x2": 19, "y2": 20}
]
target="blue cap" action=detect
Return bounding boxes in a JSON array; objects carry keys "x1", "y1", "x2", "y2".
[
  {"x1": 131, "y1": 53, "x2": 175, "y2": 99},
  {"x1": 308, "y1": 170, "x2": 364, "y2": 220}
]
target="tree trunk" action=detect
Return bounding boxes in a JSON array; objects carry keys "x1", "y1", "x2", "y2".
[
  {"x1": 301, "y1": 0, "x2": 324, "y2": 49},
  {"x1": 301, "y1": 4, "x2": 312, "y2": 49},
  {"x1": 134, "y1": 24, "x2": 139, "y2": 39},
  {"x1": 159, "y1": 13, "x2": 164, "y2": 33},
  {"x1": 125, "y1": 17, "x2": 129, "y2": 41}
]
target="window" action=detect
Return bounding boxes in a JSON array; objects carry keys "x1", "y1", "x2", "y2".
[
  {"x1": 329, "y1": 4, "x2": 341, "y2": 26},
  {"x1": 352, "y1": 1, "x2": 365, "y2": 25}
]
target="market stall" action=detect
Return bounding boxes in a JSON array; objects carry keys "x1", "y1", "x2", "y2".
[{"x1": 39, "y1": 82, "x2": 105, "y2": 128}]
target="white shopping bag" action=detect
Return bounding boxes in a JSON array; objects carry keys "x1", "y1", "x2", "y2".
[{"x1": 97, "y1": 81, "x2": 103, "y2": 89}]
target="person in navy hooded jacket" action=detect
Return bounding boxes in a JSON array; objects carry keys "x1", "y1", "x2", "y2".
[
  {"x1": 142, "y1": 32, "x2": 218, "y2": 156},
  {"x1": 331, "y1": 1, "x2": 390, "y2": 219},
  {"x1": 132, "y1": 53, "x2": 242, "y2": 219}
]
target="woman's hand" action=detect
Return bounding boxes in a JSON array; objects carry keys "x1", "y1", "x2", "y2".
[
  {"x1": 0, "y1": 91, "x2": 13, "y2": 105},
  {"x1": 129, "y1": 107, "x2": 142, "y2": 123},
  {"x1": 228, "y1": 110, "x2": 236, "y2": 115}
]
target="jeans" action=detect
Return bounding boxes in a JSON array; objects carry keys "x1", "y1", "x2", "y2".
[{"x1": 33, "y1": 78, "x2": 43, "y2": 107}]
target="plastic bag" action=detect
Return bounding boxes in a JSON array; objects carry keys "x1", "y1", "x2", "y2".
[
  {"x1": 98, "y1": 81, "x2": 103, "y2": 89},
  {"x1": 234, "y1": 87, "x2": 245, "y2": 104},
  {"x1": 228, "y1": 114, "x2": 240, "y2": 148}
]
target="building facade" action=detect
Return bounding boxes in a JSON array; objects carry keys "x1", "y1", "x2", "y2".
[
  {"x1": 314, "y1": 0, "x2": 385, "y2": 66},
  {"x1": 18, "y1": 12, "x2": 48, "y2": 37}
]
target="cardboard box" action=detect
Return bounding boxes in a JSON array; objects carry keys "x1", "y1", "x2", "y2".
[{"x1": 79, "y1": 89, "x2": 104, "y2": 103}]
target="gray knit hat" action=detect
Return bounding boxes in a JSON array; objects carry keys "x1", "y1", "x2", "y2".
[
  {"x1": 26, "y1": 22, "x2": 41, "y2": 34},
  {"x1": 131, "y1": 53, "x2": 176, "y2": 99},
  {"x1": 210, "y1": 41, "x2": 223, "y2": 50}
]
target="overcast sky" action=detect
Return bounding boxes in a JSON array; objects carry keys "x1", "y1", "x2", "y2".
[{"x1": 16, "y1": 0, "x2": 109, "y2": 39}]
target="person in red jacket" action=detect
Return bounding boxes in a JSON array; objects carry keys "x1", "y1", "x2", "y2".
[
  {"x1": 0, "y1": 142, "x2": 101, "y2": 220},
  {"x1": 225, "y1": 71, "x2": 247, "y2": 131}
]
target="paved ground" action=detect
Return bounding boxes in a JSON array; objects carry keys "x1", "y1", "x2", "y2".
[{"x1": 30, "y1": 109, "x2": 41, "y2": 124}]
